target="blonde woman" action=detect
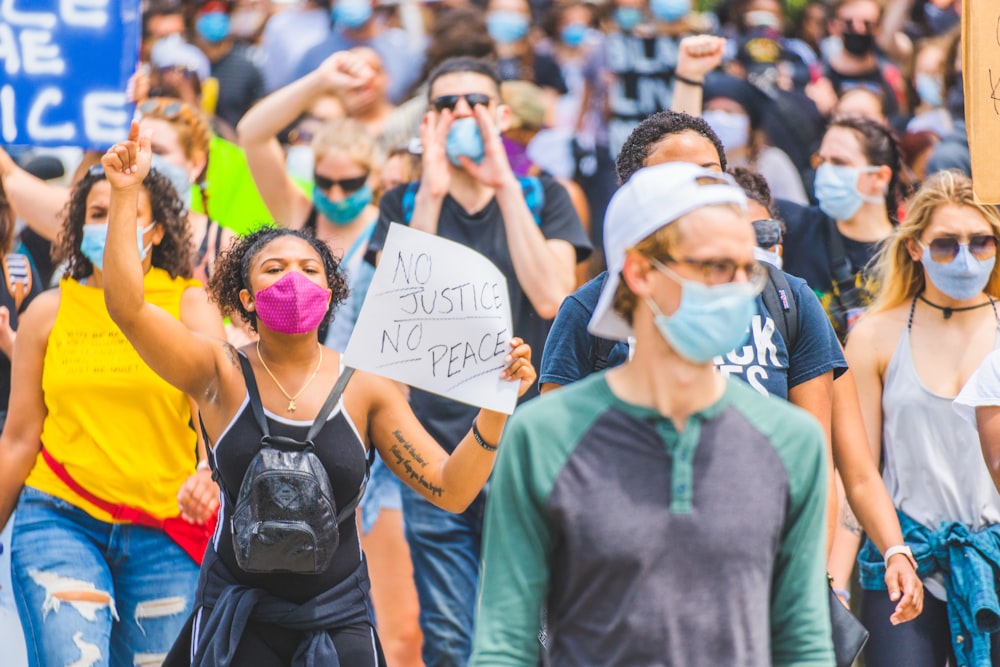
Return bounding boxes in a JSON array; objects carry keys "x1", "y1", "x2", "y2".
[{"x1": 847, "y1": 170, "x2": 1000, "y2": 667}]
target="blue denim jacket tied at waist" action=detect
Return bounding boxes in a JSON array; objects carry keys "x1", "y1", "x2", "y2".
[{"x1": 858, "y1": 510, "x2": 1000, "y2": 667}]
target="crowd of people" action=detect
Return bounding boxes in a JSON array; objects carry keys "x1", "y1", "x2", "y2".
[{"x1": 1, "y1": 0, "x2": 996, "y2": 666}]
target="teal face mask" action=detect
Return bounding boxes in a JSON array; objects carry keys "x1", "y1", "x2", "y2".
[
  {"x1": 614, "y1": 6, "x2": 643, "y2": 31},
  {"x1": 445, "y1": 117, "x2": 485, "y2": 168},
  {"x1": 313, "y1": 184, "x2": 373, "y2": 226},
  {"x1": 487, "y1": 11, "x2": 529, "y2": 44},
  {"x1": 644, "y1": 262, "x2": 759, "y2": 364},
  {"x1": 649, "y1": 0, "x2": 690, "y2": 22}
]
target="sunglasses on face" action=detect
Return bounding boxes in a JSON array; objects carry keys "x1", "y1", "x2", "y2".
[
  {"x1": 314, "y1": 172, "x2": 369, "y2": 193},
  {"x1": 920, "y1": 235, "x2": 999, "y2": 264},
  {"x1": 138, "y1": 99, "x2": 187, "y2": 119},
  {"x1": 431, "y1": 93, "x2": 493, "y2": 113}
]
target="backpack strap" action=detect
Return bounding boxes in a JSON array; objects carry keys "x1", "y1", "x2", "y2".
[
  {"x1": 3, "y1": 253, "x2": 32, "y2": 313},
  {"x1": 401, "y1": 177, "x2": 544, "y2": 226},
  {"x1": 825, "y1": 216, "x2": 865, "y2": 308},
  {"x1": 306, "y1": 367, "x2": 355, "y2": 442},
  {"x1": 238, "y1": 352, "x2": 271, "y2": 438},
  {"x1": 592, "y1": 336, "x2": 618, "y2": 371},
  {"x1": 761, "y1": 263, "x2": 798, "y2": 351}
]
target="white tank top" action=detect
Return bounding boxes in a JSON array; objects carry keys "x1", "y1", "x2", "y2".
[{"x1": 881, "y1": 310, "x2": 1000, "y2": 597}]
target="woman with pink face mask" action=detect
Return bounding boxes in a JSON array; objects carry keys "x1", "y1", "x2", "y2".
[{"x1": 99, "y1": 123, "x2": 537, "y2": 666}]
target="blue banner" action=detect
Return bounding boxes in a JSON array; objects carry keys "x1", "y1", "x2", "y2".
[{"x1": 0, "y1": 0, "x2": 141, "y2": 149}]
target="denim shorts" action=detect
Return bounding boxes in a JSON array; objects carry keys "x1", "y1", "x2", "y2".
[
  {"x1": 11, "y1": 486, "x2": 199, "y2": 667},
  {"x1": 359, "y1": 455, "x2": 403, "y2": 535}
]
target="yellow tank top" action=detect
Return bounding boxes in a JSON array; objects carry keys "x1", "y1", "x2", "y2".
[{"x1": 26, "y1": 268, "x2": 201, "y2": 522}]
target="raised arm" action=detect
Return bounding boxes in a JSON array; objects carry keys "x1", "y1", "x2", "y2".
[
  {"x1": 669, "y1": 35, "x2": 726, "y2": 117},
  {"x1": 0, "y1": 147, "x2": 70, "y2": 242},
  {"x1": 365, "y1": 339, "x2": 535, "y2": 512},
  {"x1": 101, "y1": 123, "x2": 228, "y2": 401},
  {"x1": 237, "y1": 51, "x2": 375, "y2": 228}
]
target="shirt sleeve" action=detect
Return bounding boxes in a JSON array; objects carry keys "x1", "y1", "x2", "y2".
[
  {"x1": 769, "y1": 412, "x2": 835, "y2": 666},
  {"x1": 954, "y1": 349, "x2": 1000, "y2": 428},
  {"x1": 787, "y1": 277, "x2": 848, "y2": 388},
  {"x1": 470, "y1": 413, "x2": 556, "y2": 667},
  {"x1": 539, "y1": 293, "x2": 598, "y2": 387},
  {"x1": 538, "y1": 176, "x2": 592, "y2": 262},
  {"x1": 364, "y1": 184, "x2": 407, "y2": 266}
]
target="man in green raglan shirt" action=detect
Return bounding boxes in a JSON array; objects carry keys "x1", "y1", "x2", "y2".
[{"x1": 471, "y1": 162, "x2": 835, "y2": 667}]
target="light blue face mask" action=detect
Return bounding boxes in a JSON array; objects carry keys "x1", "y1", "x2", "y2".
[
  {"x1": 446, "y1": 117, "x2": 485, "y2": 168},
  {"x1": 560, "y1": 22, "x2": 588, "y2": 47},
  {"x1": 487, "y1": 11, "x2": 529, "y2": 45},
  {"x1": 921, "y1": 243, "x2": 996, "y2": 301},
  {"x1": 332, "y1": 0, "x2": 372, "y2": 29},
  {"x1": 644, "y1": 260, "x2": 760, "y2": 364},
  {"x1": 196, "y1": 11, "x2": 230, "y2": 43},
  {"x1": 650, "y1": 0, "x2": 690, "y2": 22},
  {"x1": 81, "y1": 223, "x2": 156, "y2": 271},
  {"x1": 614, "y1": 6, "x2": 643, "y2": 31},
  {"x1": 915, "y1": 73, "x2": 943, "y2": 108},
  {"x1": 701, "y1": 109, "x2": 750, "y2": 152},
  {"x1": 313, "y1": 184, "x2": 373, "y2": 226},
  {"x1": 150, "y1": 154, "x2": 192, "y2": 208},
  {"x1": 814, "y1": 162, "x2": 882, "y2": 222}
]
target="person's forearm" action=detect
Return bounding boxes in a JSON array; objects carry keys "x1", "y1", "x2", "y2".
[
  {"x1": 104, "y1": 188, "x2": 147, "y2": 326},
  {"x1": 670, "y1": 78, "x2": 705, "y2": 116},
  {"x1": 0, "y1": 330, "x2": 13, "y2": 359},
  {"x1": 434, "y1": 411, "x2": 507, "y2": 512},
  {"x1": 844, "y1": 469, "x2": 904, "y2": 556},
  {"x1": 0, "y1": 162, "x2": 68, "y2": 242},
  {"x1": 0, "y1": 438, "x2": 40, "y2": 531},
  {"x1": 409, "y1": 184, "x2": 445, "y2": 236},
  {"x1": 237, "y1": 70, "x2": 327, "y2": 146},
  {"x1": 495, "y1": 177, "x2": 574, "y2": 319},
  {"x1": 878, "y1": 0, "x2": 915, "y2": 60},
  {"x1": 827, "y1": 474, "x2": 864, "y2": 588}
]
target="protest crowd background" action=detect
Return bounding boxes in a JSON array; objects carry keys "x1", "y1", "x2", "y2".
[{"x1": 4, "y1": 0, "x2": 1000, "y2": 666}]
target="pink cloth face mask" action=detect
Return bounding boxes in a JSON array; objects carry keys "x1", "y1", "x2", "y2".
[{"x1": 253, "y1": 271, "x2": 331, "y2": 334}]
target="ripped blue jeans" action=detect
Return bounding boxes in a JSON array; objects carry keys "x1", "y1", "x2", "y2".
[{"x1": 11, "y1": 487, "x2": 199, "y2": 667}]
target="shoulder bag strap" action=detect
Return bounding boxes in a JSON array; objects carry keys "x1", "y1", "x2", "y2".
[
  {"x1": 825, "y1": 216, "x2": 857, "y2": 292},
  {"x1": 237, "y1": 352, "x2": 270, "y2": 438}
]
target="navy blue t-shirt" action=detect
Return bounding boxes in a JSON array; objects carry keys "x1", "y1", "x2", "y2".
[{"x1": 539, "y1": 271, "x2": 847, "y2": 399}]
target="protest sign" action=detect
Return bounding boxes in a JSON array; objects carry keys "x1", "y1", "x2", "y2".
[
  {"x1": 1, "y1": 0, "x2": 140, "y2": 149},
  {"x1": 963, "y1": 1, "x2": 1000, "y2": 202},
  {"x1": 344, "y1": 223, "x2": 519, "y2": 414}
]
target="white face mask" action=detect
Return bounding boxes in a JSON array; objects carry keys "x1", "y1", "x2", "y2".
[
  {"x1": 701, "y1": 109, "x2": 751, "y2": 152},
  {"x1": 753, "y1": 245, "x2": 783, "y2": 269}
]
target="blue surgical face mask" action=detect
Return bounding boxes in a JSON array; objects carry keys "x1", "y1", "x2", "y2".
[
  {"x1": 650, "y1": 0, "x2": 690, "y2": 23},
  {"x1": 150, "y1": 154, "x2": 192, "y2": 207},
  {"x1": 614, "y1": 6, "x2": 643, "y2": 32},
  {"x1": 814, "y1": 163, "x2": 882, "y2": 221},
  {"x1": 644, "y1": 261, "x2": 760, "y2": 364},
  {"x1": 701, "y1": 109, "x2": 751, "y2": 152},
  {"x1": 915, "y1": 73, "x2": 944, "y2": 108},
  {"x1": 921, "y1": 243, "x2": 996, "y2": 301},
  {"x1": 446, "y1": 117, "x2": 485, "y2": 168},
  {"x1": 487, "y1": 11, "x2": 529, "y2": 45},
  {"x1": 196, "y1": 11, "x2": 230, "y2": 43},
  {"x1": 332, "y1": 0, "x2": 372, "y2": 29},
  {"x1": 313, "y1": 184, "x2": 373, "y2": 226},
  {"x1": 81, "y1": 223, "x2": 156, "y2": 271},
  {"x1": 560, "y1": 22, "x2": 588, "y2": 47}
]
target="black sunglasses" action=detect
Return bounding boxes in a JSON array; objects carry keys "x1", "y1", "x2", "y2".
[
  {"x1": 431, "y1": 93, "x2": 493, "y2": 113},
  {"x1": 921, "y1": 235, "x2": 999, "y2": 264},
  {"x1": 314, "y1": 172, "x2": 369, "y2": 193}
]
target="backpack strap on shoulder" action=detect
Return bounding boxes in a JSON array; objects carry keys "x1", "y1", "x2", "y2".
[
  {"x1": 237, "y1": 352, "x2": 271, "y2": 438},
  {"x1": 306, "y1": 367, "x2": 355, "y2": 442},
  {"x1": 762, "y1": 263, "x2": 798, "y2": 350},
  {"x1": 401, "y1": 182, "x2": 420, "y2": 224},
  {"x1": 3, "y1": 253, "x2": 32, "y2": 313}
]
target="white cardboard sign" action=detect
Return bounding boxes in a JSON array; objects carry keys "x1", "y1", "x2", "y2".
[{"x1": 343, "y1": 223, "x2": 519, "y2": 414}]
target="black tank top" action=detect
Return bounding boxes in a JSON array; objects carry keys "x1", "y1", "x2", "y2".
[{"x1": 210, "y1": 378, "x2": 369, "y2": 604}]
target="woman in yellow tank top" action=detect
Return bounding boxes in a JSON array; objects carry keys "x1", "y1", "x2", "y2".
[{"x1": 0, "y1": 164, "x2": 224, "y2": 666}]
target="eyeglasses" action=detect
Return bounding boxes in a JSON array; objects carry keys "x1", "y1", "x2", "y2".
[
  {"x1": 138, "y1": 98, "x2": 188, "y2": 120},
  {"x1": 919, "y1": 235, "x2": 999, "y2": 264},
  {"x1": 431, "y1": 93, "x2": 493, "y2": 113},
  {"x1": 650, "y1": 255, "x2": 768, "y2": 288},
  {"x1": 314, "y1": 172, "x2": 369, "y2": 193}
]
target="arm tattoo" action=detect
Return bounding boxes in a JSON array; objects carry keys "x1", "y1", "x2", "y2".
[
  {"x1": 389, "y1": 439, "x2": 443, "y2": 497},
  {"x1": 841, "y1": 503, "x2": 863, "y2": 536}
]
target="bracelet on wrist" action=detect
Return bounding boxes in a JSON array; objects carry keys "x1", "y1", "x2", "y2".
[
  {"x1": 471, "y1": 418, "x2": 498, "y2": 452},
  {"x1": 831, "y1": 587, "x2": 851, "y2": 603},
  {"x1": 673, "y1": 73, "x2": 704, "y2": 87},
  {"x1": 196, "y1": 459, "x2": 211, "y2": 472},
  {"x1": 883, "y1": 544, "x2": 917, "y2": 570}
]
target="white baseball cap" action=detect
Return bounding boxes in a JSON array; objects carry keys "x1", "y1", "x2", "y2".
[
  {"x1": 151, "y1": 34, "x2": 211, "y2": 83},
  {"x1": 588, "y1": 162, "x2": 748, "y2": 341}
]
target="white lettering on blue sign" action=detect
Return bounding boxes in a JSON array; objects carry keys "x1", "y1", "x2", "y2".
[{"x1": 27, "y1": 87, "x2": 74, "y2": 141}]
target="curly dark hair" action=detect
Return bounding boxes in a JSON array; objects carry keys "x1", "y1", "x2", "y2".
[
  {"x1": 56, "y1": 166, "x2": 193, "y2": 281},
  {"x1": 208, "y1": 227, "x2": 349, "y2": 338},
  {"x1": 0, "y1": 177, "x2": 12, "y2": 253},
  {"x1": 615, "y1": 111, "x2": 728, "y2": 185},
  {"x1": 829, "y1": 114, "x2": 904, "y2": 224}
]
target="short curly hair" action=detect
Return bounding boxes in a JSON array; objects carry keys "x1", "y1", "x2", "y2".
[
  {"x1": 615, "y1": 111, "x2": 727, "y2": 185},
  {"x1": 56, "y1": 166, "x2": 193, "y2": 281},
  {"x1": 208, "y1": 227, "x2": 349, "y2": 338}
]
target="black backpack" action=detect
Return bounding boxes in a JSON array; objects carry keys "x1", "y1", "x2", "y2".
[{"x1": 227, "y1": 354, "x2": 372, "y2": 574}]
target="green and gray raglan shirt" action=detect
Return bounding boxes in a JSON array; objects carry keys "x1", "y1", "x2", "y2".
[{"x1": 470, "y1": 373, "x2": 835, "y2": 667}]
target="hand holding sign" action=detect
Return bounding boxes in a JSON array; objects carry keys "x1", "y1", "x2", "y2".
[{"x1": 344, "y1": 224, "x2": 530, "y2": 414}]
